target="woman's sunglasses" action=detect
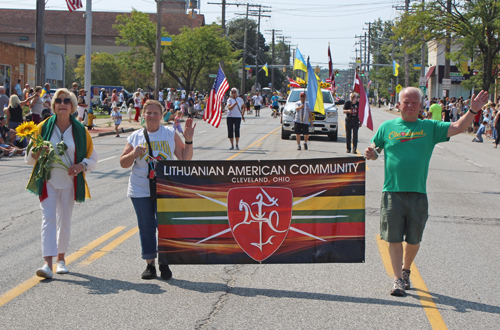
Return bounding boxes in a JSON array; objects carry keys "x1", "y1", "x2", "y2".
[{"x1": 54, "y1": 98, "x2": 72, "y2": 104}]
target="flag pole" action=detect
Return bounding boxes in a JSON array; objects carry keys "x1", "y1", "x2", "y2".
[{"x1": 84, "y1": 0, "x2": 92, "y2": 109}]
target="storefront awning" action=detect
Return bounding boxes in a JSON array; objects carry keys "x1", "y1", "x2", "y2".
[{"x1": 425, "y1": 66, "x2": 436, "y2": 87}]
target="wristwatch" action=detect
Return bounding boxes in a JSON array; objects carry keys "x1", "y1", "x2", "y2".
[{"x1": 81, "y1": 161, "x2": 88, "y2": 171}]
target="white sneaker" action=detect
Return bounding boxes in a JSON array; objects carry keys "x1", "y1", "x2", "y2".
[
  {"x1": 56, "y1": 260, "x2": 69, "y2": 274},
  {"x1": 36, "y1": 264, "x2": 53, "y2": 279}
]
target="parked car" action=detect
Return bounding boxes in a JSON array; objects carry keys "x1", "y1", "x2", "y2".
[{"x1": 281, "y1": 88, "x2": 339, "y2": 141}]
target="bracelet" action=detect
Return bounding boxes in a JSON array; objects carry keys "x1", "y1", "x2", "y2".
[
  {"x1": 81, "y1": 161, "x2": 88, "y2": 171},
  {"x1": 469, "y1": 108, "x2": 478, "y2": 115},
  {"x1": 185, "y1": 141, "x2": 193, "y2": 144}
]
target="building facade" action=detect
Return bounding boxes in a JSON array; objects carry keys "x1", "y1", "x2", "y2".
[
  {"x1": 0, "y1": 41, "x2": 35, "y2": 97},
  {"x1": 0, "y1": 8, "x2": 205, "y2": 61}
]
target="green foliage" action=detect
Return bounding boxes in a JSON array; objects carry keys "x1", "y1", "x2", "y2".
[
  {"x1": 75, "y1": 53, "x2": 121, "y2": 86},
  {"x1": 64, "y1": 55, "x2": 80, "y2": 89},
  {"x1": 113, "y1": 10, "x2": 235, "y2": 92},
  {"x1": 395, "y1": 0, "x2": 500, "y2": 92}
]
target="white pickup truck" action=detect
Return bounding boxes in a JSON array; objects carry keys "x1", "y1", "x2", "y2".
[{"x1": 281, "y1": 88, "x2": 339, "y2": 141}]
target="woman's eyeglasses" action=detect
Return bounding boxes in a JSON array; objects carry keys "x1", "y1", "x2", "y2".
[{"x1": 54, "y1": 98, "x2": 72, "y2": 105}]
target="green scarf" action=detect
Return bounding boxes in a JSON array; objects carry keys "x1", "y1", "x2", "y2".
[{"x1": 27, "y1": 115, "x2": 88, "y2": 202}]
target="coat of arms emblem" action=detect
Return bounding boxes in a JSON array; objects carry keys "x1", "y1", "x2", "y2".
[{"x1": 227, "y1": 187, "x2": 293, "y2": 261}]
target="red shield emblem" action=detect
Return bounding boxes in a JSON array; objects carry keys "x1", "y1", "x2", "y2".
[{"x1": 227, "y1": 187, "x2": 293, "y2": 261}]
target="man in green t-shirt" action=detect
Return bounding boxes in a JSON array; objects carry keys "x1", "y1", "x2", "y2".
[
  {"x1": 428, "y1": 100, "x2": 442, "y2": 121},
  {"x1": 365, "y1": 87, "x2": 488, "y2": 297}
]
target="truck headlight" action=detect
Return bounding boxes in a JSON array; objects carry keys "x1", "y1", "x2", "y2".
[{"x1": 326, "y1": 111, "x2": 337, "y2": 118}]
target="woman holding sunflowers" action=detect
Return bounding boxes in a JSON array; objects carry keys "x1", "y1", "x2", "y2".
[{"x1": 22, "y1": 88, "x2": 98, "y2": 279}]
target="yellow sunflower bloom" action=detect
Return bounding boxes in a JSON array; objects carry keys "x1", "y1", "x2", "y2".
[{"x1": 16, "y1": 121, "x2": 38, "y2": 138}]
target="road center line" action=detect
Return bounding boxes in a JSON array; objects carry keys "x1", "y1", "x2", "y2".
[
  {"x1": 79, "y1": 227, "x2": 139, "y2": 266},
  {"x1": 98, "y1": 156, "x2": 118, "y2": 163},
  {"x1": 226, "y1": 127, "x2": 280, "y2": 161},
  {"x1": 375, "y1": 235, "x2": 448, "y2": 330},
  {"x1": 0, "y1": 226, "x2": 126, "y2": 308}
]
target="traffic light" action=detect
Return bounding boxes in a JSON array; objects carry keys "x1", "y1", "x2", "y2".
[
  {"x1": 361, "y1": 70, "x2": 365, "y2": 76},
  {"x1": 334, "y1": 70, "x2": 339, "y2": 76}
]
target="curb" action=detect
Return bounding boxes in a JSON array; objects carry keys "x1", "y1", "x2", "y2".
[{"x1": 91, "y1": 127, "x2": 136, "y2": 138}]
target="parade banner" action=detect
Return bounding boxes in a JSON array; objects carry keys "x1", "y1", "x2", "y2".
[{"x1": 157, "y1": 157, "x2": 365, "y2": 264}]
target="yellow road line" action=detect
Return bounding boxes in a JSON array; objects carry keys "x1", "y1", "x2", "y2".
[
  {"x1": 375, "y1": 235, "x2": 448, "y2": 330},
  {"x1": 0, "y1": 226, "x2": 125, "y2": 308},
  {"x1": 79, "y1": 227, "x2": 139, "y2": 266},
  {"x1": 226, "y1": 127, "x2": 280, "y2": 161}
]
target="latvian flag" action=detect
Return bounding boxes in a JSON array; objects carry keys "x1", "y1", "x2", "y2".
[
  {"x1": 353, "y1": 72, "x2": 373, "y2": 131},
  {"x1": 287, "y1": 76, "x2": 301, "y2": 88},
  {"x1": 204, "y1": 67, "x2": 229, "y2": 128}
]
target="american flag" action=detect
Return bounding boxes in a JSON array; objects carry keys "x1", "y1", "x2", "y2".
[
  {"x1": 66, "y1": 0, "x2": 83, "y2": 12},
  {"x1": 204, "y1": 67, "x2": 229, "y2": 128}
]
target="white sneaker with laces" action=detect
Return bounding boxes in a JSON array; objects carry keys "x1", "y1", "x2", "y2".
[
  {"x1": 56, "y1": 260, "x2": 69, "y2": 274},
  {"x1": 36, "y1": 264, "x2": 54, "y2": 279}
]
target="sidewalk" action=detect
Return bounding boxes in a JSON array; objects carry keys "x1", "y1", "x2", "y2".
[{"x1": 87, "y1": 117, "x2": 148, "y2": 138}]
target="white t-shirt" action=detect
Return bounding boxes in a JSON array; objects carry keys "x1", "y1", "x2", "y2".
[
  {"x1": 227, "y1": 97, "x2": 244, "y2": 118},
  {"x1": 134, "y1": 97, "x2": 141, "y2": 108},
  {"x1": 77, "y1": 106, "x2": 86, "y2": 119},
  {"x1": 126, "y1": 126, "x2": 176, "y2": 198},
  {"x1": 159, "y1": 91, "x2": 164, "y2": 102},
  {"x1": 295, "y1": 101, "x2": 311, "y2": 124},
  {"x1": 253, "y1": 95, "x2": 263, "y2": 106}
]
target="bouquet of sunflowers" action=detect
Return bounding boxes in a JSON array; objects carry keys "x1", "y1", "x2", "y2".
[{"x1": 16, "y1": 121, "x2": 70, "y2": 181}]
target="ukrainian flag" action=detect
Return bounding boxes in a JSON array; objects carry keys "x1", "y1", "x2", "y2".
[
  {"x1": 393, "y1": 60, "x2": 400, "y2": 76},
  {"x1": 263, "y1": 63, "x2": 269, "y2": 77},
  {"x1": 306, "y1": 59, "x2": 325, "y2": 115},
  {"x1": 294, "y1": 48, "x2": 307, "y2": 73}
]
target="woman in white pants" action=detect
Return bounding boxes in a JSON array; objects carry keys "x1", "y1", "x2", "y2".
[{"x1": 26, "y1": 88, "x2": 98, "y2": 279}]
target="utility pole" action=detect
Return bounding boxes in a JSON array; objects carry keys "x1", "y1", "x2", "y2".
[
  {"x1": 420, "y1": 0, "x2": 426, "y2": 101},
  {"x1": 392, "y1": 40, "x2": 396, "y2": 104},
  {"x1": 254, "y1": 6, "x2": 262, "y2": 91},
  {"x1": 444, "y1": 0, "x2": 451, "y2": 98},
  {"x1": 240, "y1": 3, "x2": 249, "y2": 94},
  {"x1": 404, "y1": 0, "x2": 410, "y2": 87},
  {"x1": 35, "y1": 0, "x2": 45, "y2": 86},
  {"x1": 236, "y1": 5, "x2": 270, "y2": 91},
  {"x1": 221, "y1": 0, "x2": 226, "y2": 35},
  {"x1": 367, "y1": 23, "x2": 371, "y2": 74},
  {"x1": 271, "y1": 29, "x2": 275, "y2": 91},
  {"x1": 265, "y1": 29, "x2": 282, "y2": 92},
  {"x1": 154, "y1": 0, "x2": 162, "y2": 101},
  {"x1": 84, "y1": 0, "x2": 92, "y2": 108}
]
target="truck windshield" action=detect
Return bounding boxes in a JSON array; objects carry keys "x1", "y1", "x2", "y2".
[{"x1": 289, "y1": 90, "x2": 334, "y2": 103}]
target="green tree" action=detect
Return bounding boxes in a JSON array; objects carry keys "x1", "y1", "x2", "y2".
[
  {"x1": 64, "y1": 56, "x2": 80, "y2": 89},
  {"x1": 114, "y1": 10, "x2": 235, "y2": 92},
  {"x1": 396, "y1": 0, "x2": 500, "y2": 92},
  {"x1": 75, "y1": 53, "x2": 122, "y2": 86}
]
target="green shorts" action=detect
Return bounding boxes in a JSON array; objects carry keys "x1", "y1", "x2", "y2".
[{"x1": 380, "y1": 192, "x2": 428, "y2": 245}]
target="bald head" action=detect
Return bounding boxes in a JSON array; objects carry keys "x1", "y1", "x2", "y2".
[{"x1": 399, "y1": 87, "x2": 422, "y2": 100}]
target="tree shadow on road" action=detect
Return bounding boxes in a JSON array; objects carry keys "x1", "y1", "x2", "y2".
[{"x1": 56, "y1": 272, "x2": 166, "y2": 295}]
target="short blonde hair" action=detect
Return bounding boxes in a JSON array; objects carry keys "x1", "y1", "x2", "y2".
[
  {"x1": 350, "y1": 92, "x2": 359, "y2": 100},
  {"x1": 142, "y1": 99, "x2": 164, "y2": 115},
  {"x1": 51, "y1": 88, "x2": 78, "y2": 114}
]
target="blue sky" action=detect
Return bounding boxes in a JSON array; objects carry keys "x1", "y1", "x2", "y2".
[{"x1": 4, "y1": 0, "x2": 399, "y2": 70}]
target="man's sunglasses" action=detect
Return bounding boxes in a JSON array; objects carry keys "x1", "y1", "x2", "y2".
[{"x1": 54, "y1": 98, "x2": 72, "y2": 104}]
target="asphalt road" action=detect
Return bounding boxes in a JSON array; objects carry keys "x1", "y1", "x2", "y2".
[{"x1": 0, "y1": 106, "x2": 499, "y2": 329}]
